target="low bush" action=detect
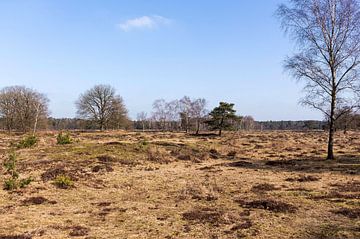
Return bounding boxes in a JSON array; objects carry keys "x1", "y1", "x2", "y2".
[
  {"x1": 17, "y1": 135, "x2": 38, "y2": 149},
  {"x1": 19, "y1": 178, "x2": 33, "y2": 188},
  {"x1": 53, "y1": 175, "x2": 74, "y2": 189},
  {"x1": 57, "y1": 132, "x2": 72, "y2": 145},
  {"x1": 3, "y1": 178, "x2": 18, "y2": 191},
  {"x1": 3, "y1": 153, "x2": 32, "y2": 191},
  {"x1": 147, "y1": 147, "x2": 171, "y2": 164}
]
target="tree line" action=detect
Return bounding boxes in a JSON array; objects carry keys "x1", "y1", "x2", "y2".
[
  {"x1": 0, "y1": 85, "x2": 130, "y2": 132},
  {"x1": 3, "y1": 84, "x2": 360, "y2": 134},
  {"x1": 135, "y1": 98, "x2": 258, "y2": 135},
  {"x1": 0, "y1": 84, "x2": 258, "y2": 135}
]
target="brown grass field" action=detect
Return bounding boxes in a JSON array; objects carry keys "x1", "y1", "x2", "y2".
[{"x1": 0, "y1": 130, "x2": 359, "y2": 239}]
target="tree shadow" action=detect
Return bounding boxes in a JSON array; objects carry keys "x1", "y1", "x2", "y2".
[
  {"x1": 220, "y1": 155, "x2": 360, "y2": 175},
  {"x1": 189, "y1": 133, "x2": 219, "y2": 137}
]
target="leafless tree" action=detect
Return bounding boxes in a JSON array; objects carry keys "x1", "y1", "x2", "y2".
[
  {"x1": 192, "y1": 98, "x2": 208, "y2": 134},
  {"x1": 151, "y1": 97, "x2": 207, "y2": 132},
  {"x1": 179, "y1": 96, "x2": 193, "y2": 133},
  {"x1": 166, "y1": 100, "x2": 180, "y2": 131},
  {"x1": 241, "y1": 116, "x2": 256, "y2": 131},
  {"x1": 0, "y1": 86, "x2": 49, "y2": 133},
  {"x1": 107, "y1": 97, "x2": 129, "y2": 129},
  {"x1": 152, "y1": 99, "x2": 167, "y2": 131},
  {"x1": 76, "y1": 85, "x2": 128, "y2": 130},
  {"x1": 179, "y1": 96, "x2": 208, "y2": 134},
  {"x1": 137, "y1": 111, "x2": 148, "y2": 131},
  {"x1": 277, "y1": 0, "x2": 360, "y2": 159}
]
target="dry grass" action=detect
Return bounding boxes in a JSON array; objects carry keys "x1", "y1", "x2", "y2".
[{"x1": 0, "y1": 130, "x2": 359, "y2": 238}]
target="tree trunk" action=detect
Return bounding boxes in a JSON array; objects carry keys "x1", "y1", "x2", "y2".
[
  {"x1": 33, "y1": 104, "x2": 40, "y2": 135},
  {"x1": 327, "y1": 93, "x2": 336, "y2": 160},
  {"x1": 327, "y1": 120, "x2": 335, "y2": 160},
  {"x1": 196, "y1": 119, "x2": 200, "y2": 135},
  {"x1": 218, "y1": 116, "x2": 224, "y2": 137}
]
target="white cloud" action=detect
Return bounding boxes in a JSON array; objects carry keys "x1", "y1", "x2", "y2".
[{"x1": 117, "y1": 15, "x2": 171, "y2": 31}]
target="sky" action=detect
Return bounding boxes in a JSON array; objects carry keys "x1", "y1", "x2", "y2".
[{"x1": 0, "y1": 0, "x2": 323, "y2": 121}]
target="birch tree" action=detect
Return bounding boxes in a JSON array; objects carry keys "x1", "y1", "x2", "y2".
[{"x1": 278, "y1": 0, "x2": 360, "y2": 159}]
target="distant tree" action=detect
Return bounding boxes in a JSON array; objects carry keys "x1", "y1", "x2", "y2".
[
  {"x1": 206, "y1": 102, "x2": 237, "y2": 136},
  {"x1": 150, "y1": 97, "x2": 207, "y2": 132},
  {"x1": 179, "y1": 96, "x2": 208, "y2": 134},
  {"x1": 241, "y1": 116, "x2": 256, "y2": 131},
  {"x1": 333, "y1": 107, "x2": 358, "y2": 133},
  {"x1": 107, "y1": 97, "x2": 129, "y2": 129},
  {"x1": 303, "y1": 120, "x2": 322, "y2": 130},
  {"x1": 137, "y1": 112, "x2": 148, "y2": 131},
  {"x1": 192, "y1": 98, "x2": 208, "y2": 134},
  {"x1": 76, "y1": 85, "x2": 128, "y2": 130},
  {"x1": 152, "y1": 99, "x2": 167, "y2": 131},
  {"x1": 0, "y1": 86, "x2": 49, "y2": 133},
  {"x1": 166, "y1": 100, "x2": 180, "y2": 130},
  {"x1": 179, "y1": 96, "x2": 193, "y2": 133},
  {"x1": 277, "y1": 0, "x2": 360, "y2": 159}
]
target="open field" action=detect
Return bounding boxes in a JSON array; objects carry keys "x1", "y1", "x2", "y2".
[{"x1": 0, "y1": 130, "x2": 359, "y2": 239}]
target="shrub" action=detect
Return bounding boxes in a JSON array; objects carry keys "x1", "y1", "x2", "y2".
[
  {"x1": 17, "y1": 135, "x2": 38, "y2": 149},
  {"x1": 57, "y1": 132, "x2": 72, "y2": 145},
  {"x1": 136, "y1": 140, "x2": 149, "y2": 151},
  {"x1": 147, "y1": 147, "x2": 171, "y2": 164},
  {"x1": 3, "y1": 153, "x2": 32, "y2": 190},
  {"x1": 19, "y1": 178, "x2": 33, "y2": 188},
  {"x1": 140, "y1": 140, "x2": 149, "y2": 146},
  {"x1": 53, "y1": 175, "x2": 74, "y2": 189},
  {"x1": 3, "y1": 178, "x2": 18, "y2": 191},
  {"x1": 4, "y1": 153, "x2": 18, "y2": 178}
]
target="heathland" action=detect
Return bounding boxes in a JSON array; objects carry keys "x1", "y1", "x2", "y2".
[{"x1": 0, "y1": 130, "x2": 359, "y2": 239}]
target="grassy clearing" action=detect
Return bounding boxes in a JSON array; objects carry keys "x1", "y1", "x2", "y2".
[{"x1": 0, "y1": 130, "x2": 359, "y2": 238}]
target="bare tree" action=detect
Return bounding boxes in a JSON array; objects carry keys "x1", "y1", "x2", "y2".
[
  {"x1": 179, "y1": 96, "x2": 193, "y2": 133},
  {"x1": 241, "y1": 116, "x2": 256, "y2": 131},
  {"x1": 76, "y1": 85, "x2": 128, "y2": 130},
  {"x1": 166, "y1": 100, "x2": 180, "y2": 131},
  {"x1": 152, "y1": 99, "x2": 167, "y2": 131},
  {"x1": 151, "y1": 97, "x2": 207, "y2": 132},
  {"x1": 137, "y1": 111, "x2": 148, "y2": 131},
  {"x1": 277, "y1": 0, "x2": 360, "y2": 159},
  {"x1": 0, "y1": 86, "x2": 49, "y2": 133},
  {"x1": 192, "y1": 98, "x2": 208, "y2": 134},
  {"x1": 107, "y1": 96, "x2": 129, "y2": 129}
]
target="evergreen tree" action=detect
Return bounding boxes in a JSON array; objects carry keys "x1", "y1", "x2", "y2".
[{"x1": 206, "y1": 102, "x2": 237, "y2": 136}]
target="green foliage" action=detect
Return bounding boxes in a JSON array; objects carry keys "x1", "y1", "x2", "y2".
[
  {"x1": 57, "y1": 132, "x2": 72, "y2": 145},
  {"x1": 139, "y1": 140, "x2": 149, "y2": 148},
  {"x1": 53, "y1": 175, "x2": 74, "y2": 189},
  {"x1": 136, "y1": 140, "x2": 149, "y2": 151},
  {"x1": 3, "y1": 178, "x2": 18, "y2": 191},
  {"x1": 205, "y1": 102, "x2": 238, "y2": 136},
  {"x1": 4, "y1": 153, "x2": 18, "y2": 178},
  {"x1": 17, "y1": 135, "x2": 38, "y2": 149},
  {"x1": 3, "y1": 153, "x2": 32, "y2": 191},
  {"x1": 19, "y1": 178, "x2": 33, "y2": 188},
  {"x1": 141, "y1": 140, "x2": 149, "y2": 146}
]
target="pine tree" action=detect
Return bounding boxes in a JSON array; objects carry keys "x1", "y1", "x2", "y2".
[{"x1": 206, "y1": 102, "x2": 237, "y2": 136}]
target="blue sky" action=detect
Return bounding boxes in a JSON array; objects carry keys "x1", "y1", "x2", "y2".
[{"x1": 0, "y1": 0, "x2": 322, "y2": 120}]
